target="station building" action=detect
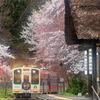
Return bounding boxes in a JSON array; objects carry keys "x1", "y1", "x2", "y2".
[{"x1": 64, "y1": 0, "x2": 100, "y2": 98}]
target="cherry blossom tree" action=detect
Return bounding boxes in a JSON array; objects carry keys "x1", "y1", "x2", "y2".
[
  {"x1": 0, "y1": 56, "x2": 12, "y2": 81},
  {"x1": 21, "y1": 0, "x2": 84, "y2": 75},
  {"x1": 0, "y1": 56, "x2": 12, "y2": 98},
  {"x1": 0, "y1": 45, "x2": 14, "y2": 59},
  {"x1": 0, "y1": 44, "x2": 13, "y2": 81}
]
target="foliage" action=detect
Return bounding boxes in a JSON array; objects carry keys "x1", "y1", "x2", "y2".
[
  {"x1": 0, "y1": 0, "x2": 85, "y2": 73},
  {"x1": 0, "y1": 88, "x2": 12, "y2": 98},
  {"x1": 21, "y1": 0, "x2": 84, "y2": 74},
  {"x1": 0, "y1": 98, "x2": 13, "y2": 100},
  {"x1": 0, "y1": 45, "x2": 14, "y2": 58},
  {"x1": 0, "y1": 0, "x2": 47, "y2": 60},
  {"x1": 60, "y1": 92, "x2": 77, "y2": 97},
  {"x1": 66, "y1": 72, "x2": 87, "y2": 95},
  {"x1": 0, "y1": 57, "x2": 11, "y2": 81}
]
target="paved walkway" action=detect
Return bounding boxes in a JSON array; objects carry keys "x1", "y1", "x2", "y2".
[{"x1": 37, "y1": 94, "x2": 89, "y2": 100}]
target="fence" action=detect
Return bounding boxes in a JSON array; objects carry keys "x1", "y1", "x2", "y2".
[
  {"x1": 0, "y1": 81, "x2": 12, "y2": 97},
  {"x1": 91, "y1": 86, "x2": 100, "y2": 100},
  {"x1": 58, "y1": 82, "x2": 65, "y2": 93},
  {"x1": 0, "y1": 81, "x2": 12, "y2": 89}
]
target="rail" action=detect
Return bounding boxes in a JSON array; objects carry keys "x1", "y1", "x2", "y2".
[{"x1": 91, "y1": 86, "x2": 100, "y2": 100}]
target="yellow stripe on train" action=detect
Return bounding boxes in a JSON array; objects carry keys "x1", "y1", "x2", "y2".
[
  {"x1": 31, "y1": 89, "x2": 40, "y2": 93},
  {"x1": 13, "y1": 89, "x2": 22, "y2": 92}
]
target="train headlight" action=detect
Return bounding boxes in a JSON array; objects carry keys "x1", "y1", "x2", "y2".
[
  {"x1": 17, "y1": 69, "x2": 20, "y2": 73},
  {"x1": 32, "y1": 70, "x2": 36, "y2": 74}
]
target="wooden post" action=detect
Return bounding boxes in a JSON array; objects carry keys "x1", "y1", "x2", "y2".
[
  {"x1": 43, "y1": 82, "x2": 44, "y2": 93},
  {"x1": 93, "y1": 43, "x2": 97, "y2": 91},
  {"x1": 92, "y1": 43, "x2": 97, "y2": 99},
  {"x1": 87, "y1": 49, "x2": 92, "y2": 98},
  {"x1": 63, "y1": 82, "x2": 65, "y2": 92}
]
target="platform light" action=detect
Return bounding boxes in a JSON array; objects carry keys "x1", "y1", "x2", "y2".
[
  {"x1": 96, "y1": 53, "x2": 98, "y2": 55},
  {"x1": 84, "y1": 50, "x2": 87, "y2": 75},
  {"x1": 89, "y1": 71, "x2": 92, "y2": 74},
  {"x1": 89, "y1": 49, "x2": 93, "y2": 74},
  {"x1": 85, "y1": 70, "x2": 87, "y2": 75},
  {"x1": 89, "y1": 56, "x2": 92, "y2": 60},
  {"x1": 89, "y1": 49, "x2": 92, "y2": 52}
]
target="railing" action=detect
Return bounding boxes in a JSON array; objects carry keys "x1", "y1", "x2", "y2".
[{"x1": 91, "y1": 86, "x2": 100, "y2": 100}]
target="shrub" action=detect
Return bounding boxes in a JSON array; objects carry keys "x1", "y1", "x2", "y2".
[{"x1": 66, "y1": 72, "x2": 87, "y2": 95}]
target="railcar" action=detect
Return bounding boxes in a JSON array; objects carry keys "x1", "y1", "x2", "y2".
[
  {"x1": 12, "y1": 66, "x2": 58, "y2": 99},
  {"x1": 40, "y1": 69, "x2": 58, "y2": 94}
]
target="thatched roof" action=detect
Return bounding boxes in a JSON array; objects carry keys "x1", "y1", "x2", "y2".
[{"x1": 65, "y1": 0, "x2": 100, "y2": 44}]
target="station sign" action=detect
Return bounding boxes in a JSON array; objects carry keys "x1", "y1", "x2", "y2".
[{"x1": 60, "y1": 78, "x2": 64, "y2": 82}]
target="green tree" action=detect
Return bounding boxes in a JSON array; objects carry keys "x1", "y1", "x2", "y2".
[
  {"x1": 0, "y1": 0, "x2": 48, "y2": 60},
  {"x1": 66, "y1": 72, "x2": 87, "y2": 95}
]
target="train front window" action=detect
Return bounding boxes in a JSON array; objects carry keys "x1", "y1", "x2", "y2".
[
  {"x1": 31, "y1": 69, "x2": 39, "y2": 84},
  {"x1": 14, "y1": 69, "x2": 21, "y2": 84},
  {"x1": 24, "y1": 75, "x2": 29, "y2": 82}
]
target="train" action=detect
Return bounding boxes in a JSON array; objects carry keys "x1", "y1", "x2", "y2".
[{"x1": 12, "y1": 66, "x2": 59, "y2": 99}]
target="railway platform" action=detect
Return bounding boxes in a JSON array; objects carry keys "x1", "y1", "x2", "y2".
[{"x1": 37, "y1": 94, "x2": 89, "y2": 100}]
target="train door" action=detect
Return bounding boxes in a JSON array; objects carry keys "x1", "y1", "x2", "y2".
[
  {"x1": 23, "y1": 74, "x2": 30, "y2": 83},
  {"x1": 22, "y1": 74, "x2": 31, "y2": 93}
]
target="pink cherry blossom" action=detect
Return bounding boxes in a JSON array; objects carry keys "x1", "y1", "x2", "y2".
[{"x1": 21, "y1": 0, "x2": 84, "y2": 73}]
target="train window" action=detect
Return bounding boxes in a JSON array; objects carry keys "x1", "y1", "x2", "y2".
[
  {"x1": 24, "y1": 75, "x2": 29, "y2": 82},
  {"x1": 31, "y1": 69, "x2": 39, "y2": 84},
  {"x1": 14, "y1": 69, "x2": 21, "y2": 84}
]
